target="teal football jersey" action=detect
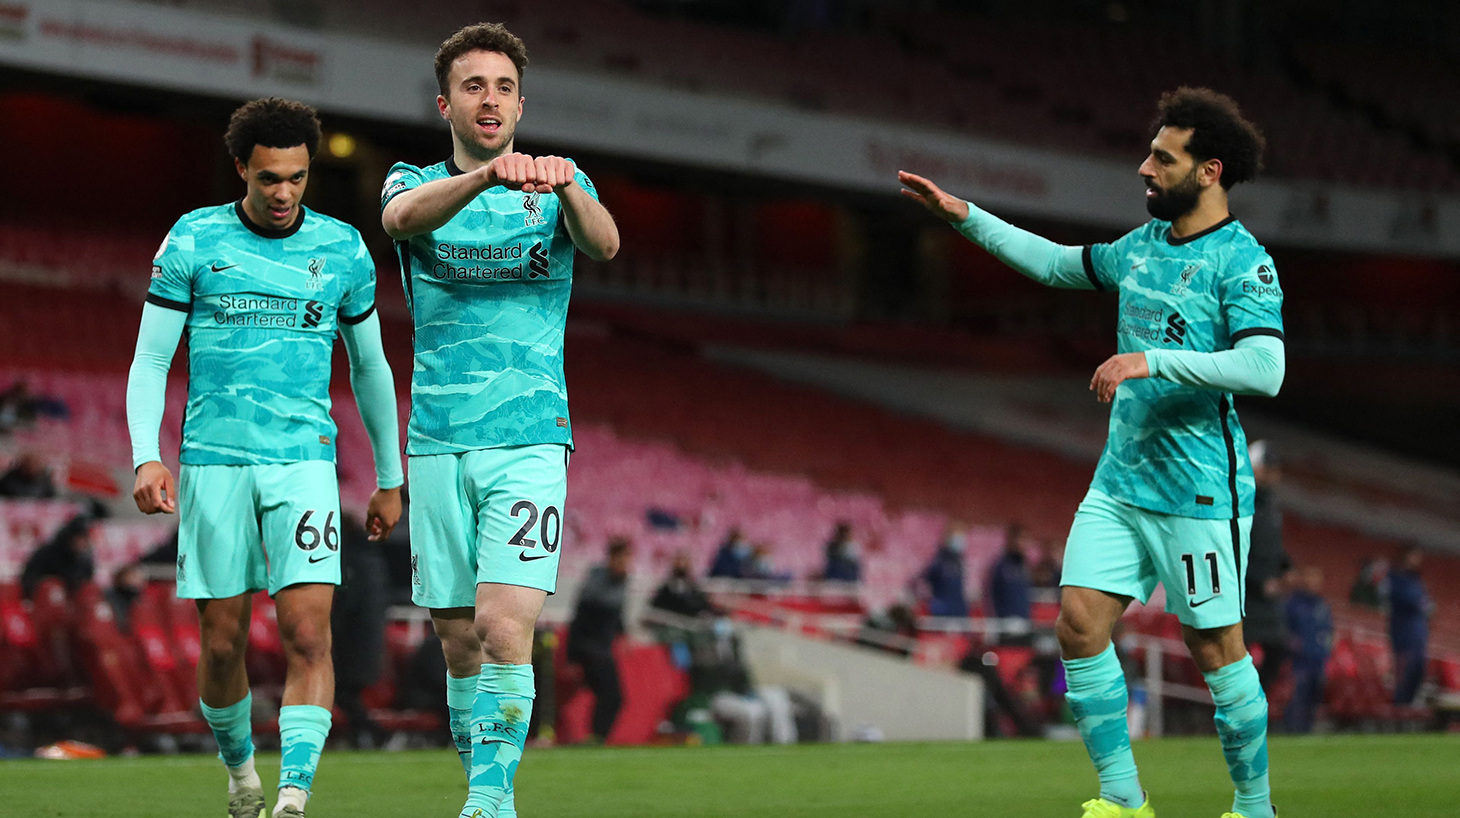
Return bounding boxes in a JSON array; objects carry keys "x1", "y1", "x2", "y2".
[
  {"x1": 147, "y1": 202, "x2": 378, "y2": 465},
  {"x1": 382, "y1": 157, "x2": 594, "y2": 455},
  {"x1": 1083, "y1": 217, "x2": 1284, "y2": 519}
]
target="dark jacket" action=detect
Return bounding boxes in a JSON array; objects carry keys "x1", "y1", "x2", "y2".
[
  {"x1": 708, "y1": 541, "x2": 751, "y2": 579},
  {"x1": 1285, "y1": 590, "x2": 1333, "y2": 665},
  {"x1": 568, "y1": 565, "x2": 627, "y2": 656},
  {"x1": 988, "y1": 552, "x2": 1032, "y2": 620},
  {"x1": 651, "y1": 575, "x2": 714, "y2": 619},
  {"x1": 1388, "y1": 569, "x2": 1431, "y2": 652},
  {"x1": 923, "y1": 547, "x2": 968, "y2": 617},
  {"x1": 823, "y1": 540, "x2": 861, "y2": 582},
  {"x1": 1244, "y1": 488, "x2": 1290, "y2": 644},
  {"x1": 21, "y1": 522, "x2": 93, "y2": 596}
]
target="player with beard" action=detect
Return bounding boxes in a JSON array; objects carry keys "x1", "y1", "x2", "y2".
[
  {"x1": 901, "y1": 87, "x2": 1282, "y2": 818},
  {"x1": 380, "y1": 22, "x2": 618, "y2": 818}
]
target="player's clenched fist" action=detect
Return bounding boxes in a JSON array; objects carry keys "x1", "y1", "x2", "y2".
[
  {"x1": 482, "y1": 152, "x2": 547, "y2": 194},
  {"x1": 898, "y1": 170, "x2": 970, "y2": 223},
  {"x1": 1089, "y1": 352, "x2": 1150, "y2": 403},
  {"x1": 133, "y1": 460, "x2": 177, "y2": 514},
  {"x1": 532, "y1": 155, "x2": 577, "y2": 192}
]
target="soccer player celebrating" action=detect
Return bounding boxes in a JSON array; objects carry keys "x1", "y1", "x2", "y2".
[
  {"x1": 379, "y1": 23, "x2": 618, "y2": 818},
  {"x1": 127, "y1": 98, "x2": 404, "y2": 818},
  {"x1": 902, "y1": 88, "x2": 1282, "y2": 818}
]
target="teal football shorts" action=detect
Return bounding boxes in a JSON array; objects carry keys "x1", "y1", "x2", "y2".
[
  {"x1": 175, "y1": 461, "x2": 342, "y2": 599},
  {"x1": 408, "y1": 444, "x2": 569, "y2": 607},
  {"x1": 1061, "y1": 487, "x2": 1252, "y2": 629}
]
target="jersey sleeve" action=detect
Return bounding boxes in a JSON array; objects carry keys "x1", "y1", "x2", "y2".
[
  {"x1": 339, "y1": 233, "x2": 378, "y2": 325},
  {"x1": 572, "y1": 165, "x2": 600, "y2": 201},
  {"x1": 1219, "y1": 251, "x2": 1285, "y2": 344},
  {"x1": 380, "y1": 162, "x2": 425, "y2": 211},
  {"x1": 146, "y1": 220, "x2": 195, "y2": 310},
  {"x1": 1082, "y1": 227, "x2": 1140, "y2": 292}
]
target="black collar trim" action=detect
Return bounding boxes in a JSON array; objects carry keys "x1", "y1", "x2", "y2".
[
  {"x1": 235, "y1": 199, "x2": 305, "y2": 239},
  {"x1": 445, "y1": 156, "x2": 465, "y2": 177},
  {"x1": 1167, "y1": 215, "x2": 1235, "y2": 246}
]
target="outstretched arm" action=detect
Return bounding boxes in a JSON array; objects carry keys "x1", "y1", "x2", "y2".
[
  {"x1": 126, "y1": 303, "x2": 186, "y2": 513},
  {"x1": 339, "y1": 312, "x2": 404, "y2": 539},
  {"x1": 1089, "y1": 335, "x2": 1286, "y2": 403},
  {"x1": 899, "y1": 171, "x2": 1092, "y2": 289}
]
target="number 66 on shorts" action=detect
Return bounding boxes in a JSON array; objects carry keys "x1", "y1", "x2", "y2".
[{"x1": 408, "y1": 444, "x2": 570, "y2": 607}]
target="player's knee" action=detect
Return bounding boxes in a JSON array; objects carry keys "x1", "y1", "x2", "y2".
[
  {"x1": 199, "y1": 626, "x2": 247, "y2": 670},
  {"x1": 1055, "y1": 607, "x2": 1103, "y2": 656},
  {"x1": 474, "y1": 611, "x2": 533, "y2": 664},
  {"x1": 281, "y1": 617, "x2": 332, "y2": 665}
]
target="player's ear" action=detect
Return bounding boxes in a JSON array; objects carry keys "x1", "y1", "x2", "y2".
[
  {"x1": 1201, "y1": 157, "x2": 1223, "y2": 189},
  {"x1": 437, "y1": 94, "x2": 450, "y2": 121},
  {"x1": 516, "y1": 94, "x2": 524, "y2": 122},
  {"x1": 234, "y1": 157, "x2": 248, "y2": 181}
]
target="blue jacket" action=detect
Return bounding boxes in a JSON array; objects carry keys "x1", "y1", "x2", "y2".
[
  {"x1": 1388, "y1": 569, "x2": 1431, "y2": 652},
  {"x1": 1285, "y1": 590, "x2": 1333, "y2": 665},
  {"x1": 988, "y1": 552, "x2": 1032, "y2": 620},
  {"x1": 923, "y1": 548, "x2": 968, "y2": 617}
]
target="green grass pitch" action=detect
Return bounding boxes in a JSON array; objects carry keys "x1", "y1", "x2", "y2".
[{"x1": 5, "y1": 734, "x2": 1457, "y2": 816}]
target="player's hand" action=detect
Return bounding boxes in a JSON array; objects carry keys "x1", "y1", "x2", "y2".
[
  {"x1": 898, "y1": 170, "x2": 970, "y2": 223},
  {"x1": 533, "y1": 155, "x2": 577, "y2": 193},
  {"x1": 482, "y1": 152, "x2": 548, "y2": 194},
  {"x1": 133, "y1": 461, "x2": 177, "y2": 514},
  {"x1": 365, "y1": 486, "x2": 402, "y2": 541},
  {"x1": 1090, "y1": 352, "x2": 1149, "y2": 403}
]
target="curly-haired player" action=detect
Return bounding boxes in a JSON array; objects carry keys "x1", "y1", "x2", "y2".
[
  {"x1": 128, "y1": 97, "x2": 404, "y2": 818},
  {"x1": 902, "y1": 87, "x2": 1282, "y2": 818}
]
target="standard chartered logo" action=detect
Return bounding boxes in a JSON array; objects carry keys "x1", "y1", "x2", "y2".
[
  {"x1": 431, "y1": 242, "x2": 549, "y2": 282},
  {"x1": 210, "y1": 294, "x2": 323, "y2": 328}
]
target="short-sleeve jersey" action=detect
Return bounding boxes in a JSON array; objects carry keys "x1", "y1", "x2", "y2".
[
  {"x1": 1082, "y1": 216, "x2": 1284, "y2": 519},
  {"x1": 382, "y1": 157, "x2": 595, "y2": 455},
  {"x1": 147, "y1": 202, "x2": 378, "y2": 465}
]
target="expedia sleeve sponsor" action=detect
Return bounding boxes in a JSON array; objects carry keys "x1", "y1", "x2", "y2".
[
  {"x1": 148, "y1": 219, "x2": 196, "y2": 307},
  {"x1": 1219, "y1": 253, "x2": 1285, "y2": 341},
  {"x1": 381, "y1": 162, "x2": 425, "y2": 210}
]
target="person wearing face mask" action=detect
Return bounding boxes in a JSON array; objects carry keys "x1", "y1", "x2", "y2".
[
  {"x1": 919, "y1": 526, "x2": 970, "y2": 618},
  {"x1": 709, "y1": 528, "x2": 754, "y2": 579},
  {"x1": 651, "y1": 553, "x2": 716, "y2": 619}
]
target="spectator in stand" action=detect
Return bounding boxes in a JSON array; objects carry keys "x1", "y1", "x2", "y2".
[
  {"x1": 0, "y1": 382, "x2": 39, "y2": 433},
  {"x1": 988, "y1": 524, "x2": 1032, "y2": 641},
  {"x1": 1283, "y1": 565, "x2": 1332, "y2": 733},
  {"x1": 708, "y1": 528, "x2": 753, "y2": 579},
  {"x1": 651, "y1": 552, "x2": 717, "y2": 619},
  {"x1": 699, "y1": 617, "x2": 797, "y2": 744},
  {"x1": 919, "y1": 526, "x2": 969, "y2": 617},
  {"x1": 1388, "y1": 547, "x2": 1434, "y2": 706},
  {"x1": 0, "y1": 452, "x2": 57, "y2": 499},
  {"x1": 745, "y1": 544, "x2": 792, "y2": 584},
  {"x1": 21, "y1": 513, "x2": 95, "y2": 596},
  {"x1": 107, "y1": 563, "x2": 149, "y2": 634},
  {"x1": 567, "y1": 538, "x2": 632, "y2": 742},
  {"x1": 1030, "y1": 543, "x2": 1063, "y2": 589},
  {"x1": 1349, "y1": 556, "x2": 1388, "y2": 610},
  {"x1": 820, "y1": 521, "x2": 861, "y2": 583},
  {"x1": 857, "y1": 603, "x2": 918, "y2": 657},
  {"x1": 1245, "y1": 440, "x2": 1291, "y2": 695}
]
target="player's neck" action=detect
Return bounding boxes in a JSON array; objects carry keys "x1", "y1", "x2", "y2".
[
  {"x1": 1169, "y1": 191, "x2": 1230, "y2": 240},
  {"x1": 451, "y1": 136, "x2": 513, "y2": 174}
]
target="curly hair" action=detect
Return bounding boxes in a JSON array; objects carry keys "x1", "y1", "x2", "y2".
[
  {"x1": 1151, "y1": 87, "x2": 1266, "y2": 189},
  {"x1": 434, "y1": 23, "x2": 528, "y2": 97},
  {"x1": 224, "y1": 98, "x2": 321, "y2": 164}
]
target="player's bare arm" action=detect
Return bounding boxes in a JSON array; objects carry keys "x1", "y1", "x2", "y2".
[
  {"x1": 382, "y1": 152, "x2": 547, "y2": 239},
  {"x1": 1090, "y1": 352, "x2": 1150, "y2": 403},
  {"x1": 545, "y1": 155, "x2": 620, "y2": 261},
  {"x1": 898, "y1": 170, "x2": 970, "y2": 223}
]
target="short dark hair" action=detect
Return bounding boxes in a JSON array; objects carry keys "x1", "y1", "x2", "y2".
[
  {"x1": 607, "y1": 537, "x2": 632, "y2": 557},
  {"x1": 1151, "y1": 87, "x2": 1266, "y2": 190},
  {"x1": 434, "y1": 23, "x2": 529, "y2": 97},
  {"x1": 224, "y1": 98, "x2": 321, "y2": 165}
]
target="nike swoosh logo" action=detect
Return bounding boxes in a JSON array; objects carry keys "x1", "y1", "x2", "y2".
[
  {"x1": 518, "y1": 552, "x2": 550, "y2": 562},
  {"x1": 308, "y1": 554, "x2": 335, "y2": 563},
  {"x1": 1189, "y1": 596, "x2": 1218, "y2": 608},
  {"x1": 211, "y1": 263, "x2": 238, "y2": 272}
]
